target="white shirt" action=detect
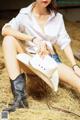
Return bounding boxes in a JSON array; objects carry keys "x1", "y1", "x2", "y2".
[{"x1": 2, "y1": 3, "x2": 71, "y2": 52}]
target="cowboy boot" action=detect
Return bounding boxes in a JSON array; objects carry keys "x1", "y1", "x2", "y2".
[
  {"x1": 3, "y1": 73, "x2": 29, "y2": 112},
  {"x1": 9, "y1": 73, "x2": 28, "y2": 107}
]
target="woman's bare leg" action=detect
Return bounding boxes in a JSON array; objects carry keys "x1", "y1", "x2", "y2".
[
  {"x1": 58, "y1": 63, "x2": 80, "y2": 92},
  {"x1": 2, "y1": 35, "x2": 24, "y2": 80},
  {"x1": 2, "y1": 35, "x2": 28, "y2": 112}
]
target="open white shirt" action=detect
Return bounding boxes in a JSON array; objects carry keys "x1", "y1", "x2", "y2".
[{"x1": 2, "y1": 3, "x2": 71, "y2": 52}]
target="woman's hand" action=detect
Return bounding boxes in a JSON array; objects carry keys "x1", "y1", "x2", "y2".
[
  {"x1": 32, "y1": 38, "x2": 52, "y2": 56},
  {"x1": 73, "y1": 65, "x2": 80, "y2": 77},
  {"x1": 32, "y1": 37, "x2": 42, "y2": 47},
  {"x1": 38, "y1": 41, "x2": 49, "y2": 57}
]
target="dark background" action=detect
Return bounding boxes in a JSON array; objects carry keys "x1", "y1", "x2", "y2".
[
  {"x1": 0, "y1": 0, "x2": 80, "y2": 21},
  {"x1": 0, "y1": 0, "x2": 80, "y2": 10}
]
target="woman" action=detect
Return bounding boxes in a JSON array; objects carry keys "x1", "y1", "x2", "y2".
[{"x1": 2, "y1": 0, "x2": 80, "y2": 112}]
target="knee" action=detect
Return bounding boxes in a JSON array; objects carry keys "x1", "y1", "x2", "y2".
[{"x1": 2, "y1": 35, "x2": 15, "y2": 48}]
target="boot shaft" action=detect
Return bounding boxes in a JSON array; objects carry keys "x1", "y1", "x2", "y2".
[{"x1": 10, "y1": 73, "x2": 27, "y2": 99}]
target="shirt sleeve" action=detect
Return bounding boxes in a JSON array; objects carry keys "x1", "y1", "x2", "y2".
[
  {"x1": 56, "y1": 15, "x2": 71, "y2": 50},
  {"x1": 2, "y1": 11, "x2": 23, "y2": 31}
]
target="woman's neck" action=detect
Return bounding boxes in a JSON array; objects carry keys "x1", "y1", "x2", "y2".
[{"x1": 33, "y1": 3, "x2": 49, "y2": 16}]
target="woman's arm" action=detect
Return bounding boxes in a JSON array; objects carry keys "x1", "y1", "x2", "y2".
[
  {"x1": 2, "y1": 26, "x2": 33, "y2": 41},
  {"x1": 63, "y1": 44, "x2": 76, "y2": 66},
  {"x1": 64, "y1": 44, "x2": 80, "y2": 77}
]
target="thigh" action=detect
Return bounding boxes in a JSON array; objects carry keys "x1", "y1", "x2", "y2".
[
  {"x1": 14, "y1": 38, "x2": 34, "y2": 74},
  {"x1": 3, "y1": 35, "x2": 24, "y2": 53},
  {"x1": 58, "y1": 63, "x2": 80, "y2": 90},
  {"x1": 15, "y1": 39, "x2": 25, "y2": 53}
]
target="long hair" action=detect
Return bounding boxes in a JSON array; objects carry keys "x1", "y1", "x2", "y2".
[{"x1": 47, "y1": 0, "x2": 58, "y2": 14}]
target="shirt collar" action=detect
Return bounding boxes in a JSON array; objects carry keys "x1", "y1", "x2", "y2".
[
  {"x1": 20, "y1": 2, "x2": 56, "y2": 20},
  {"x1": 20, "y1": 3, "x2": 35, "y2": 15}
]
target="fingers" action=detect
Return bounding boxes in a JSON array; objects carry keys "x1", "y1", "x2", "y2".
[
  {"x1": 38, "y1": 42, "x2": 49, "y2": 57},
  {"x1": 39, "y1": 50, "x2": 49, "y2": 56}
]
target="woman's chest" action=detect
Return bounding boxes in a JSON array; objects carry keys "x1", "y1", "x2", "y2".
[{"x1": 20, "y1": 15, "x2": 60, "y2": 37}]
